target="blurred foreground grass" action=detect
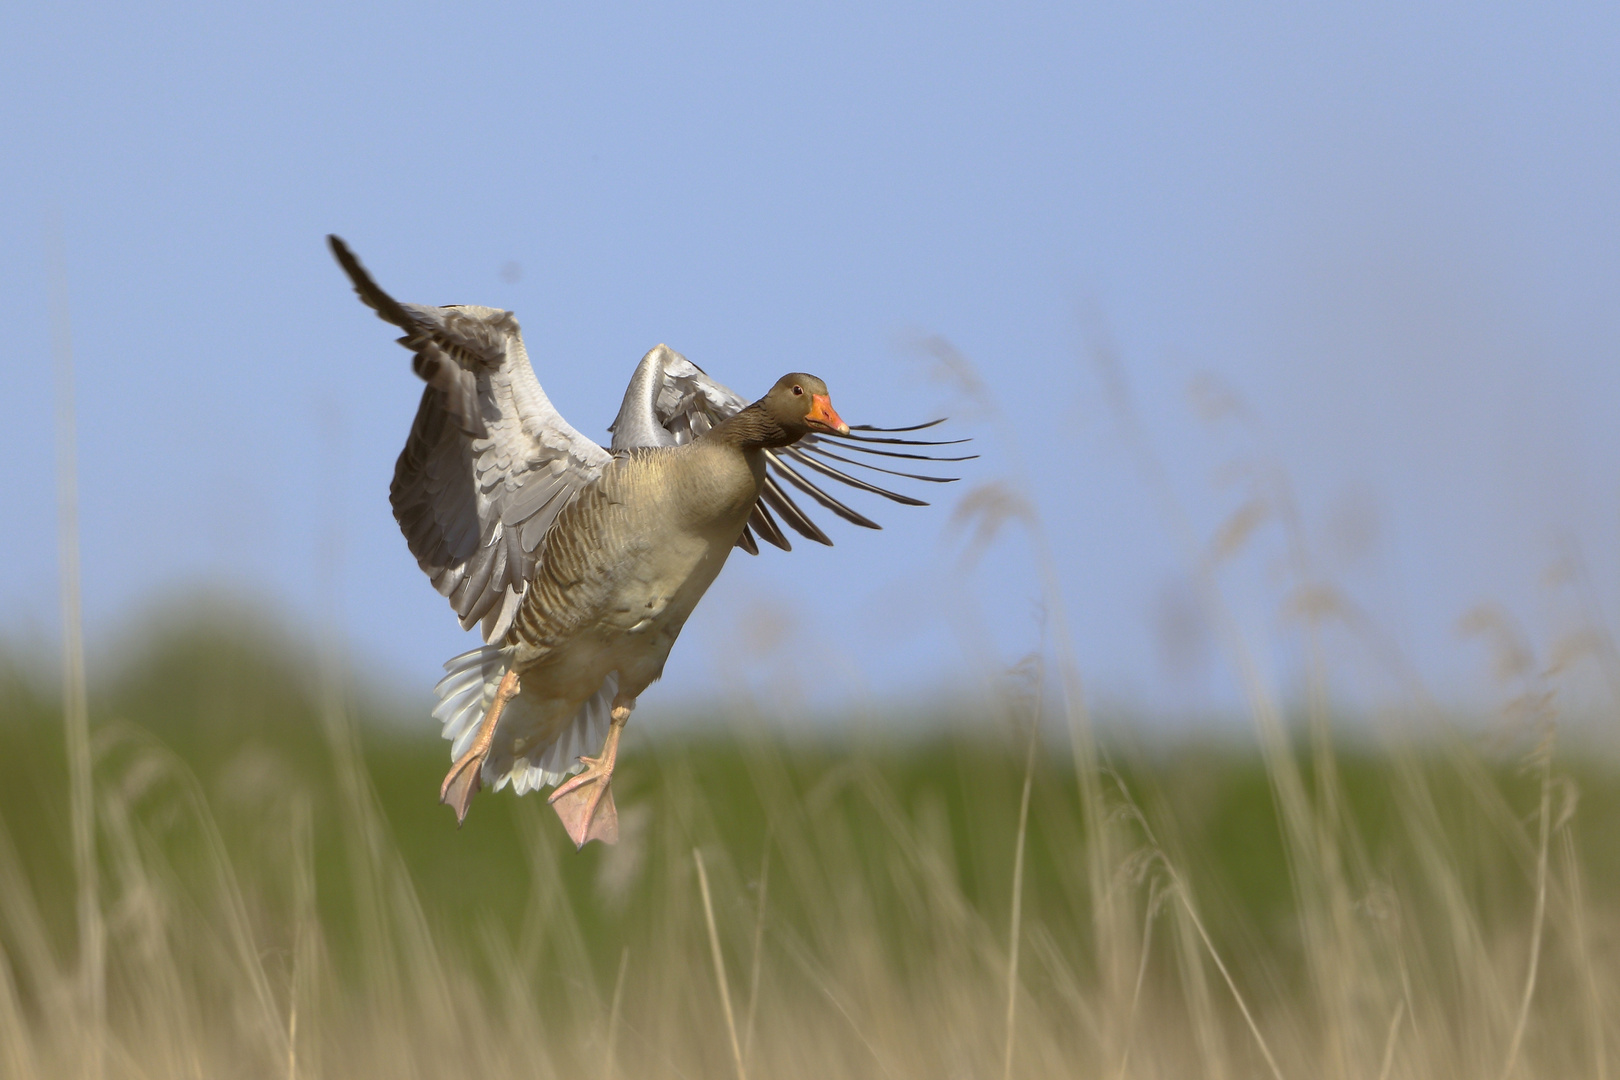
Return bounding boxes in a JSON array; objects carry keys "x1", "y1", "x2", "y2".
[{"x1": 1, "y1": 614, "x2": 1617, "y2": 1078}]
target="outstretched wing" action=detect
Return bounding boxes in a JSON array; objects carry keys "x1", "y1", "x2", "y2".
[
  {"x1": 330, "y1": 236, "x2": 613, "y2": 641},
  {"x1": 609, "y1": 344, "x2": 973, "y2": 554}
]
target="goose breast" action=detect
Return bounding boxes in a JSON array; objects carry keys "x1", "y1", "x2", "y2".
[{"x1": 510, "y1": 440, "x2": 765, "y2": 696}]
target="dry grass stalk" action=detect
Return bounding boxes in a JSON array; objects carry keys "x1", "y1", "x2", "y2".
[
  {"x1": 602, "y1": 946, "x2": 629, "y2": 1080},
  {"x1": 1003, "y1": 684, "x2": 1041, "y2": 1080},
  {"x1": 695, "y1": 848, "x2": 747, "y2": 1080},
  {"x1": 49, "y1": 229, "x2": 103, "y2": 1080},
  {"x1": 1499, "y1": 750, "x2": 1552, "y2": 1080}
]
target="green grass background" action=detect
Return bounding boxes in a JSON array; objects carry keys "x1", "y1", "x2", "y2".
[
  {"x1": 1, "y1": 609, "x2": 1615, "y2": 1077},
  {"x1": 0, "y1": 614, "x2": 1604, "y2": 988}
]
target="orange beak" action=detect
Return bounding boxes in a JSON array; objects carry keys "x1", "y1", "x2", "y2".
[{"x1": 806, "y1": 393, "x2": 850, "y2": 434}]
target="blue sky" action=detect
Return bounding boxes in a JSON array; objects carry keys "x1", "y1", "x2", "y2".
[{"x1": 4, "y1": 2, "x2": 1619, "y2": 723}]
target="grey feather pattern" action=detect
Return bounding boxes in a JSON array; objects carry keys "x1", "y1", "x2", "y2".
[{"x1": 331, "y1": 236, "x2": 612, "y2": 643}]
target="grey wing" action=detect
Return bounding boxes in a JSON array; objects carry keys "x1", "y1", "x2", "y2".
[
  {"x1": 608, "y1": 343, "x2": 974, "y2": 554},
  {"x1": 331, "y1": 236, "x2": 613, "y2": 641}
]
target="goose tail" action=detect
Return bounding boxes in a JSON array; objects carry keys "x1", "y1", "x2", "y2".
[{"x1": 432, "y1": 646, "x2": 617, "y2": 795}]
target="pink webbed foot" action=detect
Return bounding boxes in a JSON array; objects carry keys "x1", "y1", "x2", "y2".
[
  {"x1": 439, "y1": 750, "x2": 485, "y2": 826},
  {"x1": 549, "y1": 768, "x2": 620, "y2": 848},
  {"x1": 547, "y1": 703, "x2": 631, "y2": 848},
  {"x1": 439, "y1": 668, "x2": 521, "y2": 827}
]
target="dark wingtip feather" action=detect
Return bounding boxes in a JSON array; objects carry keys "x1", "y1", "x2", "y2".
[
  {"x1": 760, "y1": 476, "x2": 835, "y2": 545},
  {"x1": 781, "y1": 447, "x2": 931, "y2": 507},
  {"x1": 828, "y1": 432, "x2": 973, "y2": 446},
  {"x1": 767, "y1": 456, "x2": 883, "y2": 530},
  {"x1": 848, "y1": 418, "x2": 949, "y2": 433},
  {"x1": 328, "y1": 235, "x2": 421, "y2": 332},
  {"x1": 814, "y1": 440, "x2": 979, "y2": 464},
  {"x1": 802, "y1": 444, "x2": 961, "y2": 483},
  {"x1": 750, "y1": 501, "x2": 793, "y2": 551}
]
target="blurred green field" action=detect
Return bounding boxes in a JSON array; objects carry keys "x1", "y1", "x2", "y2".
[{"x1": 1, "y1": 611, "x2": 1616, "y2": 1078}]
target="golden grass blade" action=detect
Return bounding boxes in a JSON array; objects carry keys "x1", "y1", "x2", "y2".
[
  {"x1": 694, "y1": 848, "x2": 747, "y2": 1080},
  {"x1": 48, "y1": 217, "x2": 103, "y2": 1080},
  {"x1": 1111, "y1": 882, "x2": 1162, "y2": 1080},
  {"x1": 742, "y1": 840, "x2": 770, "y2": 1070},
  {"x1": 926, "y1": 336, "x2": 1122, "y2": 1021},
  {"x1": 285, "y1": 997, "x2": 298, "y2": 1080},
  {"x1": 286, "y1": 795, "x2": 315, "y2": 1080},
  {"x1": 603, "y1": 946, "x2": 629, "y2": 1080},
  {"x1": 1499, "y1": 753, "x2": 1552, "y2": 1080},
  {"x1": 0, "y1": 917, "x2": 41, "y2": 1080},
  {"x1": 1172, "y1": 872, "x2": 1286, "y2": 1080},
  {"x1": 1558, "y1": 826, "x2": 1609, "y2": 1080},
  {"x1": 1377, "y1": 1000, "x2": 1405, "y2": 1080},
  {"x1": 1003, "y1": 702, "x2": 1040, "y2": 1080}
]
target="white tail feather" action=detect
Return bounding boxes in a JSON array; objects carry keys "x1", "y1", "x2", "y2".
[{"x1": 432, "y1": 646, "x2": 616, "y2": 794}]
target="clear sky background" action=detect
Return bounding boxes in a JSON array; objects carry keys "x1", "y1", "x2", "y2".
[{"x1": 4, "y1": 2, "x2": 1619, "y2": 725}]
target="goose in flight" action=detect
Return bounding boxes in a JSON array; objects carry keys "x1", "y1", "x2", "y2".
[{"x1": 329, "y1": 236, "x2": 968, "y2": 847}]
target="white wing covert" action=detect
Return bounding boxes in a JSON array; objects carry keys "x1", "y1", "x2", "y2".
[{"x1": 331, "y1": 236, "x2": 613, "y2": 641}]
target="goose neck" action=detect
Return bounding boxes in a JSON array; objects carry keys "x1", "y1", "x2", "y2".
[{"x1": 708, "y1": 404, "x2": 798, "y2": 450}]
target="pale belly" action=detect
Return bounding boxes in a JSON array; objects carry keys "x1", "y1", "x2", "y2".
[
  {"x1": 488, "y1": 526, "x2": 739, "y2": 778},
  {"x1": 490, "y1": 443, "x2": 761, "y2": 775},
  {"x1": 559, "y1": 525, "x2": 736, "y2": 692}
]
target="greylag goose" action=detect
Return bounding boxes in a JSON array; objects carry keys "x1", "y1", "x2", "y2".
[{"x1": 330, "y1": 236, "x2": 968, "y2": 847}]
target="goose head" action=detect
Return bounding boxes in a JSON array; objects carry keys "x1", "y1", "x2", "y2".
[
  {"x1": 711, "y1": 373, "x2": 851, "y2": 449},
  {"x1": 760, "y1": 373, "x2": 850, "y2": 437}
]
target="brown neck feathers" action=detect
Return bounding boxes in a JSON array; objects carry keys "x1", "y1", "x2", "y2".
[{"x1": 708, "y1": 403, "x2": 800, "y2": 450}]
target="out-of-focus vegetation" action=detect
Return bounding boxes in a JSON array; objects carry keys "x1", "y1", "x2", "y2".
[{"x1": 0, "y1": 611, "x2": 1616, "y2": 1078}]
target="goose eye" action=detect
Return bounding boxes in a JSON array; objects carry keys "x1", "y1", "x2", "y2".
[{"x1": 792, "y1": 385, "x2": 804, "y2": 396}]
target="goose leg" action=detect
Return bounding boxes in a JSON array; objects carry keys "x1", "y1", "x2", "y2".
[
  {"x1": 548, "y1": 700, "x2": 632, "y2": 849},
  {"x1": 439, "y1": 668, "x2": 522, "y2": 827}
]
